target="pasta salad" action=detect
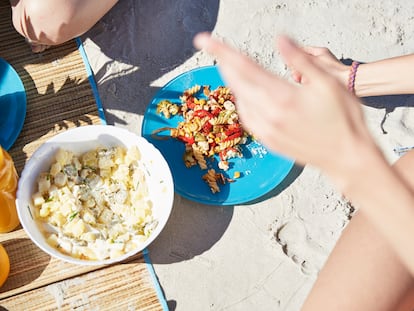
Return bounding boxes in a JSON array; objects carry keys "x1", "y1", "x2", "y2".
[
  {"x1": 31, "y1": 146, "x2": 158, "y2": 261},
  {"x1": 154, "y1": 85, "x2": 249, "y2": 193}
]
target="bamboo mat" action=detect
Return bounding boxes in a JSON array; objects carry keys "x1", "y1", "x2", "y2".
[{"x1": 0, "y1": 2, "x2": 167, "y2": 310}]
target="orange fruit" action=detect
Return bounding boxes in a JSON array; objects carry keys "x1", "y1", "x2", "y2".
[
  {"x1": 0, "y1": 244, "x2": 10, "y2": 287},
  {"x1": 0, "y1": 147, "x2": 19, "y2": 233}
]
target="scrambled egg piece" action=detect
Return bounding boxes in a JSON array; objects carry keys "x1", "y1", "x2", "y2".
[{"x1": 32, "y1": 146, "x2": 158, "y2": 261}]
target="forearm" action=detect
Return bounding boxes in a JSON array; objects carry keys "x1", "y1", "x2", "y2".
[
  {"x1": 355, "y1": 54, "x2": 414, "y2": 97},
  {"x1": 339, "y1": 144, "x2": 414, "y2": 275}
]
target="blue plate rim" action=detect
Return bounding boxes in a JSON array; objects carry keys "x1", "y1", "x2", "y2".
[{"x1": 0, "y1": 57, "x2": 27, "y2": 150}]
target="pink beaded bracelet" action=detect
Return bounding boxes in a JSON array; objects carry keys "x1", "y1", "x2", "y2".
[{"x1": 347, "y1": 61, "x2": 360, "y2": 94}]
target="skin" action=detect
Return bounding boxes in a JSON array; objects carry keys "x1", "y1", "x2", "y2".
[
  {"x1": 292, "y1": 46, "x2": 414, "y2": 97},
  {"x1": 9, "y1": 0, "x2": 119, "y2": 51},
  {"x1": 292, "y1": 43, "x2": 414, "y2": 310},
  {"x1": 193, "y1": 32, "x2": 414, "y2": 310},
  {"x1": 302, "y1": 151, "x2": 414, "y2": 310}
]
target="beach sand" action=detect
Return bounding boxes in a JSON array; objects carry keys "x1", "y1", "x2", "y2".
[{"x1": 82, "y1": 1, "x2": 414, "y2": 310}]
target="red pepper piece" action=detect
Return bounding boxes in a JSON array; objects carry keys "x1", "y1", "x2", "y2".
[
  {"x1": 186, "y1": 98, "x2": 196, "y2": 110},
  {"x1": 211, "y1": 107, "x2": 222, "y2": 116},
  {"x1": 224, "y1": 132, "x2": 242, "y2": 141},
  {"x1": 201, "y1": 122, "x2": 213, "y2": 134},
  {"x1": 219, "y1": 150, "x2": 226, "y2": 161},
  {"x1": 193, "y1": 110, "x2": 213, "y2": 119},
  {"x1": 178, "y1": 135, "x2": 195, "y2": 145},
  {"x1": 224, "y1": 123, "x2": 242, "y2": 137}
]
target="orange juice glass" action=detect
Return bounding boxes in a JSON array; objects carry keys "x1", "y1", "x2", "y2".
[
  {"x1": 0, "y1": 147, "x2": 19, "y2": 233},
  {"x1": 0, "y1": 244, "x2": 10, "y2": 287}
]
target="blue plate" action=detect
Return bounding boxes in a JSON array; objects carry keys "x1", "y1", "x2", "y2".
[
  {"x1": 0, "y1": 58, "x2": 27, "y2": 150},
  {"x1": 142, "y1": 66, "x2": 294, "y2": 205}
]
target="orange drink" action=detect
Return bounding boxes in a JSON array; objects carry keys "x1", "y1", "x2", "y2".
[
  {"x1": 0, "y1": 147, "x2": 19, "y2": 233},
  {"x1": 0, "y1": 244, "x2": 10, "y2": 287}
]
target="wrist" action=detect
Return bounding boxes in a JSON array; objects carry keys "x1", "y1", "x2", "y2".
[
  {"x1": 332, "y1": 62, "x2": 351, "y2": 91},
  {"x1": 328, "y1": 135, "x2": 384, "y2": 196}
]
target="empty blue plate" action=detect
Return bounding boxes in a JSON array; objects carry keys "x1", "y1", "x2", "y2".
[
  {"x1": 0, "y1": 58, "x2": 27, "y2": 150},
  {"x1": 142, "y1": 66, "x2": 294, "y2": 205}
]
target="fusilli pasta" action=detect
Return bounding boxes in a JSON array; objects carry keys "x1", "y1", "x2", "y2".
[
  {"x1": 154, "y1": 85, "x2": 247, "y2": 193},
  {"x1": 202, "y1": 169, "x2": 221, "y2": 194}
]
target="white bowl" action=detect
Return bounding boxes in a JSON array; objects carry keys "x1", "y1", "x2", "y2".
[{"x1": 16, "y1": 125, "x2": 174, "y2": 265}]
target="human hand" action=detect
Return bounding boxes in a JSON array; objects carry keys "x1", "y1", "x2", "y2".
[
  {"x1": 290, "y1": 46, "x2": 349, "y2": 88},
  {"x1": 193, "y1": 33, "x2": 378, "y2": 184}
]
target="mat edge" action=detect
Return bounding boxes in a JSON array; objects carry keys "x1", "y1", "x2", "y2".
[{"x1": 75, "y1": 37, "x2": 107, "y2": 125}]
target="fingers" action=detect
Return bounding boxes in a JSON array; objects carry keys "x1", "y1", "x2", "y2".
[
  {"x1": 303, "y1": 46, "x2": 330, "y2": 57},
  {"x1": 193, "y1": 32, "x2": 251, "y2": 72},
  {"x1": 193, "y1": 32, "x2": 287, "y2": 102},
  {"x1": 193, "y1": 32, "x2": 250, "y2": 92},
  {"x1": 193, "y1": 32, "x2": 287, "y2": 141},
  {"x1": 193, "y1": 32, "x2": 265, "y2": 85},
  {"x1": 276, "y1": 35, "x2": 326, "y2": 84}
]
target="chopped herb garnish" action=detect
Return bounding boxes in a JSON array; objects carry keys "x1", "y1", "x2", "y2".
[
  {"x1": 69, "y1": 211, "x2": 79, "y2": 221},
  {"x1": 45, "y1": 196, "x2": 54, "y2": 202}
]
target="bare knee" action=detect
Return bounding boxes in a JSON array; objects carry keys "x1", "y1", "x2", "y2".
[{"x1": 11, "y1": 1, "x2": 77, "y2": 45}]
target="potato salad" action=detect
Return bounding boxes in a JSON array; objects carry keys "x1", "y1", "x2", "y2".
[{"x1": 32, "y1": 146, "x2": 158, "y2": 261}]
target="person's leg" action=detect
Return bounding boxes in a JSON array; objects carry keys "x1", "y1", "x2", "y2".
[
  {"x1": 10, "y1": 0, "x2": 118, "y2": 51},
  {"x1": 302, "y1": 150, "x2": 414, "y2": 311}
]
